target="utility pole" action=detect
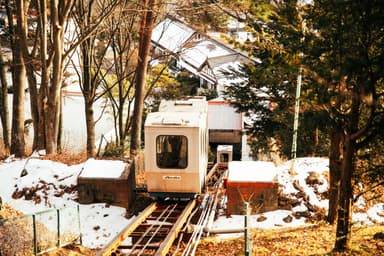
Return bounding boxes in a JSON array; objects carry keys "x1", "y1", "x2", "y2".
[
  {"x1": 291, "y1": 66, "x2": 302, "y2": 160},
  {"x1": 290, "y1": 17, "x2": 306, "y2": 174}
]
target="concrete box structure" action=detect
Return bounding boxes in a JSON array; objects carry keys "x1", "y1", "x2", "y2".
[
  {"x1": 77, "y1": 159, "x2": 134, "y2": 208},
  {"x1": 226, "y1": 161, "x2": 278, "y2": 215}
]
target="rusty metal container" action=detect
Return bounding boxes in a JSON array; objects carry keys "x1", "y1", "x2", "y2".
[
  {"x1": 226, "y1": 161, "x2": 278, "y2": 215},
  {"x1": 77, "y1": 159, "x2": 134, "y2": 208}
]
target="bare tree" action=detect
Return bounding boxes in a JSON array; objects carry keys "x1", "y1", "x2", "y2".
[
  {"x1": 0, "y1": 54, "x2": 10, "y2": 154},
  {"x1": 32, "y1": 0, "x2": 49, "y2": 151},
  {"x1": 9, "y1": 0, "x2": 30, "y2": 157},
  {"x1": 99, "y1": 1, "x2": 141, "y2": 154},
  {"x1": 130, "y1": 0, "x2": 158, "y2": 156},
  {"x1": 71, "y1": 0, "x2": 121, "y2": 157},
  {"x1": 41, "y1": 0, "x2": 73, "y2": 154}
]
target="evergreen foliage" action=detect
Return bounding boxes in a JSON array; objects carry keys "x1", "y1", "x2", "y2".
[
  {"x1": 303, "y1": 0, "x2": 384, "y2": 184},
  {"x1": 223, "y1": 0, "x2": 329, "y2": 159},
  {"x1": 224, "y1": 0, "x2": 384, "y2": 251}
]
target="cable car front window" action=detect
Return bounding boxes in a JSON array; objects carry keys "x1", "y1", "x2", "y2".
[{"x1": 156, "y1": 135, "x2": 188, "y2": 168}]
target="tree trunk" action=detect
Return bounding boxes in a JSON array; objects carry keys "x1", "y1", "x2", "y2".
[
  {"x1": 83, "y1": 74, "x2": 97, "y2": 158},
  {"x1": 82, "y1": 34, "x2": 96, "y2": 157},
  {"x1": 45, "y1": 0, "x2": 61, "y2": 154},
  {"x1": 85, "y1": 97, "x2": 96, "y2": 157},
  {"x1": 327, "y1": 129, "x2": 342, "y2": 224},
  {"x1": 0, "y1": 55, "x2": 11, "y2": 154},
  {"x1": 45, "y1": 0, "x2": 72, "y2": 154},
  {"x1": 25, "y1": 63, "x2": 39, "y2": 150},
  {"x1": 118, "y1": 89, "x2": 124, "y2": 149},
  {"x1": 10, "y1": 0, "x2": 27, "y2": 157},
  {"x1": 36, "y1": 0, "x2": 48, "y2": 151},
  {"x1": 334, "y1": 135, "x2": 355, "y2": 251},
  {"x1": 57, "y1": 91, "x2": 63, "y2": 152},
  {"x1": 19, "y1": 1, "x2": 36, "y2": 151},
  {"x1": 130, "y1": 0, "x2": 157, "y2": 156},
  {"x1": 25, "y1": 0, "x2": 49, "y2": 152},
  {"x1": 334, "y1": 76, "x2": 361, "y2": 252}
]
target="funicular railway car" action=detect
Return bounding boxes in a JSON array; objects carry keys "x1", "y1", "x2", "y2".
[{"x1": 144, "y1": 97, "x2": 209, "y2": 198}]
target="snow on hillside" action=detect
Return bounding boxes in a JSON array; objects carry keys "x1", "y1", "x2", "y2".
[
  {"x1": 0, "y1": 154, "x2": 383, "y2": 249},
  {"x1": 278, "y1": 157, "x2": 330, "y2": 210}
]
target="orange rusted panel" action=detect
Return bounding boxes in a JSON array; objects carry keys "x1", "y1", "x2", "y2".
[
  {"x1": 226, "y1": 161, "x2": 279, "y2": 215},
  {"x1": 226, "y1": 181, "x2": 278, "y2": 215}
]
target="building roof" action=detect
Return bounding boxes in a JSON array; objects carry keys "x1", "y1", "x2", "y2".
[
  {"x1": 152, "y1": 17, "x2": 195, "y2": 52},
  {"x1": 151, "y1": 17, "x2": 251, "y2": 94},
  {"x1": 180, "y1": 39, "x2": 235, "y2": 70}
]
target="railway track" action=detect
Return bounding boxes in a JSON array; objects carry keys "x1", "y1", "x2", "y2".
[
  {"x1": 97, "y1": 200, "x2": 196, "y2": 256},
  {"x1": 97, "y1": 163, "x2": 227, "y2": 256}
]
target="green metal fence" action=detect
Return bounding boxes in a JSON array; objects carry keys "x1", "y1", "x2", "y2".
[{"x1": 0, "y1": 205, "x2": 81, "y2": 256}]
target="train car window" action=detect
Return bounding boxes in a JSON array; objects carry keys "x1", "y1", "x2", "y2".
[{"x1": 156, "y1": 135, "x2": 188, "y2": 169}]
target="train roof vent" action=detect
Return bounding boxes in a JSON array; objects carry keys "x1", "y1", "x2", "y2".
[
  {"x1": 161, "y1": 116, "x2": 189, "y2": 125},
  {"x1": 174, "y1": 101, "x2": 193, "y2": 106}
]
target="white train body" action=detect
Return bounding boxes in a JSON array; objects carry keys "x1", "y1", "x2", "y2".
[{"x1": 144, "y1": 98, "x2": 209, "y2": 198}]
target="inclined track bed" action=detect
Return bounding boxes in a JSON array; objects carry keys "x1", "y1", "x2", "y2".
[
  {"x1": 97, "y1": 200, "x2": 196, "y2": 256},
  {"x1": 97, "y1": 163, "x2": 226, "y2": 256}
]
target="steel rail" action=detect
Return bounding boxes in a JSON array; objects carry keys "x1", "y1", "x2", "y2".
[
  {"x1": 133, "y1": 203, "x2": 177, "y2": 255},
  {"x1": 181, "y1": 194, "x2": 213, "y2": 256},
  {"x1": 205, "y1": 163, "x2": 219, "y2": 186},
  {"x1": 181, "y1": 168, "x2": 226, "y2": 256},
  {"x1": 155, "y1": 199, "x2": 196, "y2": 256},
  {"x1": 97, "y1": 200, "x2": 196, "y2": 256},
  {"x1": 96, "y1": 203, "x2": 157, "y2": 256},
  {"x1": 97, "y1": 163, "x2": 222, "y2": 256}
]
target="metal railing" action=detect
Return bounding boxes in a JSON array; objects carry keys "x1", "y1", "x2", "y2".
[{"x1": 0, "y1": 205, "x2": 81, "y2": 256}]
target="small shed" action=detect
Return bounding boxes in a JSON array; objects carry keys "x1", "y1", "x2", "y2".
[
  {"x1": 226, "y1": 161, "x2": 278, "y2": 215},
  {"x1": 77, "y1": 158, "x2": 134, "y2": 208}
]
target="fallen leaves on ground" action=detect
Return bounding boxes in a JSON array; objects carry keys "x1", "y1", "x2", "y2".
[
  {"x1": 0, "y1": 203, "x2": 24, "y2": 218},
  {"x1": 41, "y1": 244, "x2": 97, "y2": 256},
  {"x1": 192, "y1": 224, "x2": 384, "y2": 256}
]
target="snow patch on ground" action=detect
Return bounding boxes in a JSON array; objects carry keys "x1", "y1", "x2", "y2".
[{"x1": 1, "y1": 156, "x2": 383, "y2": 249}]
